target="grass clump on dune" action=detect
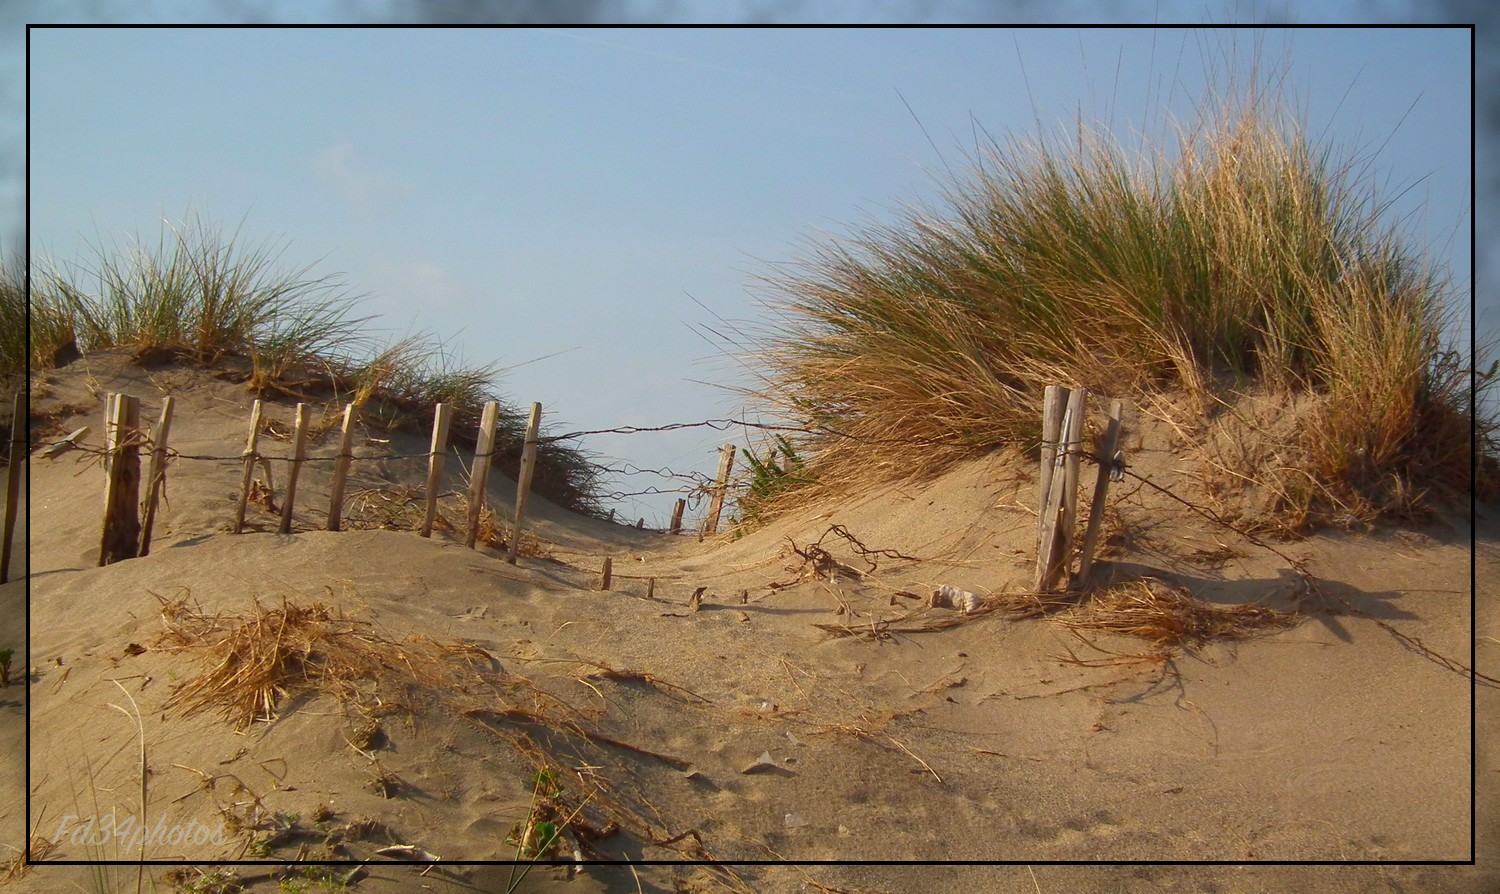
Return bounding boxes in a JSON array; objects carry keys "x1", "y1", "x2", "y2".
[
  {"x1": 745, "y1": 79, "x2": 1486, "y2": 529},
  {"x1": 28, "y1": 214, "x2": 603, "y2": 516}
]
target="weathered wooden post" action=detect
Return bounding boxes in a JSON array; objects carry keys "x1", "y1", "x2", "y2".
[
  {"x1": 234, "y1": 400, "x2": 264, "y2": 534},
  {"x1": 326, "y1": 403, "x2": 357, "y2": 531},
  {"x1": 421, "y1": 403, "x2": 453, "y2": 538},
  {"x1": 465, "y1": 401, "x2": 499, "y2": 549},
  {"x1": 1037, "y1": 385, "x2": 1066, "y2": 539},
  {"x1": 507, "y1": 402, "x2": 541, "y2": 565},
  {"x1": 138, "y1": 396, "x2": 174, "y2": 556},
  {"x1": 1059, "y1": 388, "x2": 1088, "y2": 579},
  {"x1": 1, "y1": 392, "x2": 23, "y2": 583},
  {"x1": 668, "y1": 498, "x2": 685, "y2": 535},
  {"x1": 1035, "y1": 387, "x2": 1087, "y2": 592},
  {"x1": 99, "y1": 394, "x2": 142, "y2": 565},
  {"x1": 1076, "y1": 399, "x2": 1124, "y2": 587},
  {"x1": 278, "y1": 403, "x2": 309, "y2": 534},
  {"x1": 703, "y1": 443, "x2": 736, "y2": 535},
  {"x1": 102, "y1": 392, "x2": 119, "y2": 478}
]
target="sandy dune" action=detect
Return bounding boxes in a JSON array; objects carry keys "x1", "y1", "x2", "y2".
[{"x1": 2, "y1": 351, "x2": 1495, "y2": 893}]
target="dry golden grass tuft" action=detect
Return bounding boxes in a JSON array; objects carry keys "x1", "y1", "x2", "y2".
[
  {"x1": 0, "y1": 836, "x2": 57, "y2": 883},
  {"x1": 151, "y1": 588, "x2": 525, "y2": 729},
  {"x1": 1061, "y1": 578, "x2": 1300, "y2": 649}
]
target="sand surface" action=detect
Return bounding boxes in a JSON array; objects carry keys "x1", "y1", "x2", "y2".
[{"x1": 2, "y1": 351, "x2": 1495, "y2": 893}]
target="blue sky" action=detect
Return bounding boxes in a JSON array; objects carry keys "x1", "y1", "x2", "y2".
[{"x1": 24, "y1": 21, "x2": 1475, "y2": 525}]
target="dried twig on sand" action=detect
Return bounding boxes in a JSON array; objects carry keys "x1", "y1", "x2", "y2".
[{"x1": 778, "y1": 524, "x2": 919, "y2": 588}]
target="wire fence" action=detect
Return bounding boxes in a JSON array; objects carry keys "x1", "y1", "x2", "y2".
[{"x1": 28, "y1": 389, "x2": 1493, "y2": 688}]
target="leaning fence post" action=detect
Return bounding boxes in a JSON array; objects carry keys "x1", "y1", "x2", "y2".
[
  {"x1": 421, "y1": 403, "x2": 453, "y2": 538},
  {"x1": 704, "y1": 443, "x2": 736, "y2": 535},
  {"x1": 278, "y1": 403, "x2": 309, "y2": 535},
  {"x1": 1, "y1": 392, "x2": 23, "y2": 583},
  {"x1": 138, "y1": 396, "x2": 174, "y2": 557},
  {"x1": 99, "y1": 394, "x2": 142, "y2": 566},
  {"x1": 234, "y1": 400, "x2": 264, "y2": 534},
  {"x1": 669, "y1": 498, "x2": 685, "y2": 535},
  {"x1": 507, "y1": 402, "x2": 542, "y2": 565},
  {"x1": 465, "y1": 401, "x2": 499, "y2": 549},
  {"x1": 326, "y1": 403, "x2": 357, "y2": 531},
  {"x1": 1076, "y1": 399, "x2": 1123, "y2": 587}
]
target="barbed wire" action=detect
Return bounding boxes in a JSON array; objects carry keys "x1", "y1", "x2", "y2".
[{"x1": 536, "y1": 416, "x2": 1040, "y2": 451}]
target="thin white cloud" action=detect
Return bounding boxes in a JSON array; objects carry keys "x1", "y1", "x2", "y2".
[{"x1": 314, "y1": 142, "x2": 412, "y2": 212}]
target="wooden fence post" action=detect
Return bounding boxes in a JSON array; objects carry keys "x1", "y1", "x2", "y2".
[
  {"x1": 669, "y1": 498, "x2": 685, "y2": 535},
  {"x1": 703, "y1": 443, "x2": 736, "y2": 535},
  {"x1": 99, "y1": 394, "x2": 142, "y2": 565},
  {"x1": 102, "y1": 392, "x2": 118, "y2": 479},
  {"x1": 1, "y1": 392, "x2": 23, "y2": 583},
  {"x1": 421, "y1": 403, "x2": 453, "y2": 538},
  {"x1": 465, "y1": 401, "x2": 499, "y2": 549},
  {"x1": 599, "y1": 556, "x2": 613, "y2": 591},
  {"x1": 1037, "y1": 385, "x2": 1066, "y2": 539},
  {"x1": 137, "y1": 396, "x2": 174, "y2": 557},
  {"x1": 326, "y1": 403, "x2": 356, "y2": 531},
  {"x1": 1076, "y1": 399, "x2": 1123, "y2": 587},
  {"x1": 278, "y1": 403, "x2": 309, "y2": 535},
  {"x1": 1059, "y1": 388, "x2": 1088, "y2": 582},
  {"x1": 507, "y1": 402, "x2": 542, "y2": 565},
  {"x1": 1036, "y1": 387, "x2": 1086, "y2": 592},
  {"x1": 234, "y1": 400, "x2": 264, "y2": 534}
]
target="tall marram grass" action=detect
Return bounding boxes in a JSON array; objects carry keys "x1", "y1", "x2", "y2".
[
  {"x1": 746, "y1": 85, "x2": 1486, "y2": 527},
  {"x1": 0, "y1": 252, "x2": 23, "y2": 380},
  {"x1": 29, "y1": 215, "x2": 603, "y2": 516},
  {"x1": 29, "y1": 216, "x2": 372, "y2": 381}
]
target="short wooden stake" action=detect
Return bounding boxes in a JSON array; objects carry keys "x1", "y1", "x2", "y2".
[
  {"x1": 608, "y1": 509, "x2": 615, "y2": 522},
  {"x1": 421, "y1": 403, "x2": 453, "y2": 537},
  {"x1": 278, "y1": 403, "x2": 309, "y2": 535},
  {"x1": 668, "y1": 498, "x2": 685, "y2": 535},
  {"x1": 234, "y1": 400, "x2": 264, "y2": 533},
  {"x1": 647, "y1": 577, "x2": 655, "y2": 598},
  {"x1": 507, "y1": 402, "x2": 542, "y2": 565},
  {"x1": 138, "y1": 396, "x2": 174, "y2": 557},
  {"x1": 599, "y1": 556, "x2": 613, "y2": 591},
  {"x1": 636, "y1": 518, "x2": 644, "y2": 529},
  {"x1": 465, "y1": 401, "x2": 500, "y2": 549},
  {"x1": 1, "y1": 392, "x2": 24, "y2": 583},
  {"x1": 1076, "y1": 399, "x2": 1123, "y2": 587},
  {"x1": 704, "y1": 443, "x2": 736, "y2": 535},
  {"x1": 99, "y1": 394, "x2": 142, "y2": 565},
  {"x1": 326, "y1": 403, "x2": 357, "y2": 531}
]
